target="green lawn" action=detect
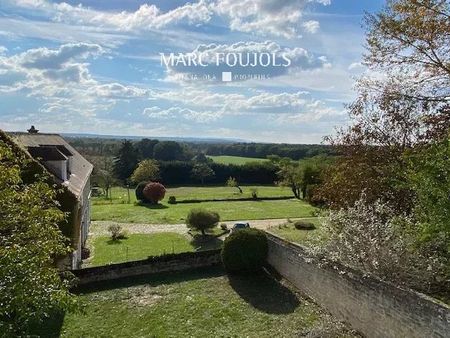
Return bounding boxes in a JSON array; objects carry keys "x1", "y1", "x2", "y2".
[
  {"x1": 268, "y1": 218, "x2": 329, "y2": 248},
  {"x1": 94, "y1": 185, "x2": 294, "y2": 205},
  {"x1": 207, "y1": 155, "x2": 268, "y2": 165},
  {"x1": 88, "y1": 233, "x2": 198, "y2": 266},
  {"x1": 31, "y1": 268, "x2": 357, "y2": 337},
  {"x1": 92, "y1": 199, "x2": 317, "y2": 224}
]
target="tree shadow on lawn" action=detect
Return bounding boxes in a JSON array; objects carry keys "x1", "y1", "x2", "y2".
[
  {"x1": 137, "y1": 202, "x2": 168, "y2": 209},
  {"x1": 228, "y1": 269, "x2": 300, "y2": 314},
  {"x1": 27, "y1": 309, "x2": 65, "y2": 338},
  {"x1": 190, "y1": 234, "x2": 223, "y2": 251},
  {"x1": 74, "y1": 266, "x2": 225, "y2": 295}
]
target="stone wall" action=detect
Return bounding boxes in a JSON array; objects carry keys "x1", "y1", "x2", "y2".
[
  {"x1": 266, "y1": 232, "x2": 450, "y2": 338},
  {"x1": 72, "y1": 250, "x2": 221, "y2": 285}
]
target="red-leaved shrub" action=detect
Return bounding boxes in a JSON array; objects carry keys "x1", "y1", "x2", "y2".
[{"x1": 143, "y1": 182, "x2": 166, "y2": 204}]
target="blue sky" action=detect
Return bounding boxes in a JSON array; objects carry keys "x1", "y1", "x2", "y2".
[{"x1": 0, "y1": 0, "x2": 384, "y2": 143}]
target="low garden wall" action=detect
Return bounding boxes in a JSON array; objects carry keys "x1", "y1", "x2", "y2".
[
  {"x1": 265, "y1": 232, "x2": 450, "y2": 338},
  {"x1": 72, "y1": 249, "x2": 221, "y2": 285}
]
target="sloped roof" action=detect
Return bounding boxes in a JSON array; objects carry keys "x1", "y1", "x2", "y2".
[
  {"x1": 10, "y1": 132, "x2": 93, "y2": 198},
  {"x1": 28, "y1": 146, "x2": 68, "y2": 161}
]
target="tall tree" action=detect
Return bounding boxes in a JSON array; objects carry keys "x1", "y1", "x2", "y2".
[
  {"x1": 131, "y1": 159, "x2": 160, "y2": 184},
  {"x1": 136, "y1": 138, "x2": 159, "y2": 159},
  {"x1": 113, "y1": 140, "x2": 139, "y2": 181},
  {"x1": 0, "y1": 131, "x2": 76, "y2": 335},
  {"x1": 191, "y1": 163, "x2": 215, "y2": 184},
  {"x1": 318, "y1": 0, "x2": 450, "y2": 210},
  {"x1": 153, "y1": 141, "x2": 185, "y2": 161}
]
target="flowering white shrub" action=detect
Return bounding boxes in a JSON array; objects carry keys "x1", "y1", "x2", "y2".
[{"x1": 321, "y1": 195, "x2": 448, "y2": 294}]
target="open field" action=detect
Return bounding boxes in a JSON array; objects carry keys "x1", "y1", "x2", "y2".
[
  {"x1": 92, "y1": 198, "x2": 317, "y2": 224},
  {"x1": 31, "y1": 268, "x2": 357, "y2": 337},
  {"x1": 87, "y1": 233, "x2": 197, "y2": 266},
  {"x1": 93, "y1": 185, "x2": 293, "y2": 205},
  {"x1": 207, "y1": 155, "x2": 269, "y2": 164}
]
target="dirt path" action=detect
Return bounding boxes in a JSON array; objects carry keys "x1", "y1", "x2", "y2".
[{"x1": 90, "y1": 217, "x2": 318, "y2": 237}]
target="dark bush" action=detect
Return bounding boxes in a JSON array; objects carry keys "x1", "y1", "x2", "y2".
[
  {"x1": 294, "y1": 220, "x2": 316, "y2": 230},
  {"x1": 168, "y1": 195, "x2": 177, "y2": 204},
  {"x1": 186, "y1": 208, "x2": 220, "y2": 235},
  {"x1": 81, "y1": 247, "x2": 90, "y2": 260},
  {"x1": 143, "y1": 182, "x2": 166, "y2": 204},
  {"x1": 221, "y1": 228, "x2": 268, "y2": 273},
  {"x1": 135, "y1": 181, "x2": 149, "y2": 202}
]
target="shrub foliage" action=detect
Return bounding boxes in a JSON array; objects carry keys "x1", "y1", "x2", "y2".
[
  {"x1": 143, "y1": 182, "x2": 166, "y2": 204},
  {"x1": 221, "y1": 228, "x2": 268, "y2": 273},
  {"x1": 135, "y1": 181, "x2": 149, "y2": 202},
  {"x1": 186, "y1": 209, "x2": 219, "y2": 235}
]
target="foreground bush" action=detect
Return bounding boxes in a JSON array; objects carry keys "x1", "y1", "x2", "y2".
[
  {"x1": 186, "y1": 209, "x2": 219, "y2": 235},
  {"x1": 322, "y1": 195, "x2": 448, "y2": 295},
  {"x1": 143, "y1": 182, "x2": 166, "y2": 204},
  {"x1": 222, "y1": 228, "x2": 268, "y2": 273},
  {"x1": 135, "y1": 181, "x2": 149, "y2": 202}
]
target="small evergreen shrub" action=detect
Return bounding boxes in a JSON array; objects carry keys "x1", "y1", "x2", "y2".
[
  {"x1": 294, "y1": 220, "x2": 316, "y2": 230},
  {"x1": 221, "y1": 228, "x2": 268, "y2": 273},
  {"x1": 168, "y1": 196, "x2": 177, "y2": 204},
  {"x1": 135, "y1": 181, "x2": 149, "y2": 202},
  {"x1": 143, "y1": 182, "x2": 166, "y2": 204}
]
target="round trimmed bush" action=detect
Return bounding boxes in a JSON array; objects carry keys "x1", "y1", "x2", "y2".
[
  {"x1": 221, "y1": 228, "x2": 268, "y2": 273},
  {"x1": 294, "y1": 220, "x2": 316, "y2": 230},
  {"x1": 168, "y1": 196, "x2": 177, "y2": 204},
  {"x1": 143, "y1": 182, "x2": 166, "y2": 204},
  {"x1": 135, "y1": 181, "x2": 149, "y2": 202}
]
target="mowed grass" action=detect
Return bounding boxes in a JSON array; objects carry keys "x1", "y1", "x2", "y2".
[
  {"x1": 268, "y1": 218, "x2": 329, "y2": 248},
  {"x1": 207, "y1": 155, "x2": 268, "y2": 165},
  {"x1": 94, "y1": 185, "x2": 293, "y2": 205},
  {"x1": 32, "y1": 268, "x2": 357, "y2": 338},
  {"x1": 92, "y1": 199, "x2": 317, "y2": 224},
  {"x1": 88, "y1": 233, "x2": 196, "y2": 266}
]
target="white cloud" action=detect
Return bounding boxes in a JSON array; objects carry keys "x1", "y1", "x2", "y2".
[
  {"x1": 9, "y1": 0, "x2": 212, "y2": 32},
  {"x1": 143, "y1": 106, "x2": 220, "y2": 123},
  {"x1": 0, "y1": 46, "x2": 7, "y2": 55},
  {"x1": 212, "y1": 0, "x2": 328, "y2": 38},
  {"x1": 302, "y1": 20, "x2": 320, "y2": 33},
  {"x1": 7, "y1": 0, "x2": 328, "y2": 39}
]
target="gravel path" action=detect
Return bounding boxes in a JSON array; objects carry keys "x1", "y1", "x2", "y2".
[{"x1": 90, "y1": 217, "x2": 318, "y2": 237}]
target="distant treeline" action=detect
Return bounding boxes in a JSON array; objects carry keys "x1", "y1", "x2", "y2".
[
  {"x1": 159, "y1": 161, "x2": 277, "y2": 185},
  {"x1": 201, "y1": 143, "x2": 335, "y2": 160},
  {"x1": 67, "y1": 137, "x2": 335, "y2": 161}
]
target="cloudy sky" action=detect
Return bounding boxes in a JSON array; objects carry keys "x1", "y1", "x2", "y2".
[{"x1": 0, "y1": 0, "x2": 384, "y2": 143}]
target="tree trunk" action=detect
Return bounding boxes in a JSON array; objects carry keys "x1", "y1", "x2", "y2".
[{"x1": 291, "y1": 186, "x2": 300, "y2": 199}]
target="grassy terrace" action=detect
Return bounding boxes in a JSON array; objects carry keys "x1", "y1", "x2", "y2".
[
  {"x1": 88, "y1": 233, "x2": 197, "y2": 266},
  {"x1": 92, "y1": 199, "x2": 316, "y2": 224},
  {"x1": 33, "y1": 268, "x2": 357, "y2": 337},
  {"x1": 92, "y1": 186, "x2": 316, "y2": 224},
  {"x1": 207, "y1": 155, "x2": 268, "y2": 165},
  {"x1": 95, "y1": 185, "x2": 294, "y2": 204}
]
